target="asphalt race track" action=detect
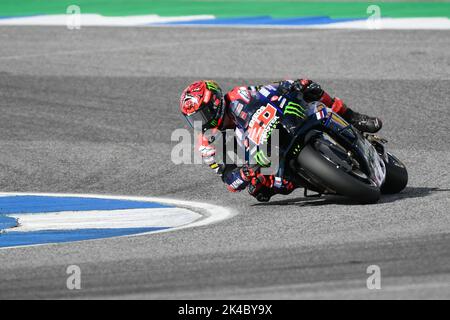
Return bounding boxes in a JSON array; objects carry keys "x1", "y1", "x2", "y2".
[{"x1": 0, "y1": 26, "x2": 449, "y2": 299}]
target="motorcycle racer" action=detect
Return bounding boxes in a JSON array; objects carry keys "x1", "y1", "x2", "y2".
[{"x1": 180, "y1": 79, "x2": 383, "y2": 202}]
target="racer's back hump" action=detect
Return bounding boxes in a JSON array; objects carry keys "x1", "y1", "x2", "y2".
[{"x1": 226, "y1": 83, "x2": 310, "y2": 136}]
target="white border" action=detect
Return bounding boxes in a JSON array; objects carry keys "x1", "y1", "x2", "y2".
[{"x1": 0, "y1": 192, "x2": 237, "y2": 250}]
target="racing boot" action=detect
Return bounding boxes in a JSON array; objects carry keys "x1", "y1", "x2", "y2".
[{"x1": 343, "y1": 108, "x2": 383, "y2": 133}]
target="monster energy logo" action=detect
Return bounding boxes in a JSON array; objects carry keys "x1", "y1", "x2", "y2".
[
  {"x1": 284, "y1": 102, "x2": 306, "y2": 118},
  {"x1": 255, "y1": 150, "x2": 271, "y2": 167},
  {"x1": 206, "y1": 81, "x2": 219, "y2": 92},
  {"x1": 291, "y1": 143, "x2": 303, "y2": 156}
]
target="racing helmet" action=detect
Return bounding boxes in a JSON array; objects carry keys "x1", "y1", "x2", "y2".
[{"x1": 180, "y1": 80, "x2": 224, "y2": 132}]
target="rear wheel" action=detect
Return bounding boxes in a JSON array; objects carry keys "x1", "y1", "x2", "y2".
[{"x1": 297, "y1": 142, "x2": 381, "y2": 204}]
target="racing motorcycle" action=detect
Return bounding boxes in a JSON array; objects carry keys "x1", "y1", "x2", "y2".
[{"x1": 259, "y1": 96, "x2": 408, "y2": 204}]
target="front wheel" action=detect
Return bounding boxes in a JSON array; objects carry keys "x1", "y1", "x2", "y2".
[
  {"x1": 297, "y1": 144, "x2": 381, "y2": 204},
  {"x1": 381, "y1": 153, "x2": 408, "y2": 194}
]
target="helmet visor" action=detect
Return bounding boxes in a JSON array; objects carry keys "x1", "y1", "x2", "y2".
[{"x1": 184, "y1": 103, "x2": 221, "y2": 132}]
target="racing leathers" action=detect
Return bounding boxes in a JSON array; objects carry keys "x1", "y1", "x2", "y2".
[{"x1": 198, "y1": 79, "x2": 372, "y2": 202}]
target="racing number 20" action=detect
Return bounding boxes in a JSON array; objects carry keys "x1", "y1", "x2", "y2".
[{"x1": 249, "y1": 104, "x2": 277, "y2": 144}]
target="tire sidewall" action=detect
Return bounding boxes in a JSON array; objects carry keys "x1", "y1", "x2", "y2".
[{"x1": 297, "y1": 144, "x2": 381, "y2": 203}]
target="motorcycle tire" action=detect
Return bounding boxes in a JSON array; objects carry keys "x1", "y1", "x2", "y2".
[
  {"x1": 297, "y1": 144, "x2": 381, "y2": 204},
  {"x1": 381, "y1": 153, "x2": 408, "y2": 194}
]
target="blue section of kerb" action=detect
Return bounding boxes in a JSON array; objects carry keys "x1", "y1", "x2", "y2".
[
  {"x1": 0, "y1": 227, "x2": 170, "y2": 248},
  {"x1": 0, "y1": 196, "x2": 173, "y2": 215},
  {"x1": 0, "y1": 215, "x2": 17, "y2": 230},
  {"x1": 0, "y1": 14, "x2": 45, "y2": 20},
  {"x1": 159, "y1": 16, "x2": 363, "y2": 26},
  {"x1": 0, "y1": 195, "x2": 178, "y2": 248}
]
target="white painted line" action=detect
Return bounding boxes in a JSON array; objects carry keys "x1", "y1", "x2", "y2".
[
  {"x1": 148, "y1": 17, "x2": 450, "y2": 30},
  {"x1": 309, "y1": 17, "x2": 450, "y2": 30},
  {"x1": 7, "y1": 208, "x2": 201, "y2": 232},
  {"x1": 0, "y1": 192, "x2": 237, "y2": 249},
  {"x1": 0, "y1": 14, "x2": 215, "y2": 26}
]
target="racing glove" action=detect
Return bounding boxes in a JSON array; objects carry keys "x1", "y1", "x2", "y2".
[
  {"x1": 248, "y1": 174, "x2": 296, "y2": 202},
  {"x1": 222, "y1": 165, "x2": 250, "y2": 193}
]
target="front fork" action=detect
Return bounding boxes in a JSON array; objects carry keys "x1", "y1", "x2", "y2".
[{"x1": 365, "y1": 134, "x2": 389, "y2": 163}]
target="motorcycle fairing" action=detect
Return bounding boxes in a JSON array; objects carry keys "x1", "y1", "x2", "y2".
[{"x1": 320, "y1": 109, "x2": 387, "y2": 187}]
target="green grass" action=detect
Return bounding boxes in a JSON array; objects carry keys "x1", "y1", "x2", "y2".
[{"x1": 0, "y1": 1, "x2": 449, "y2": 18}]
